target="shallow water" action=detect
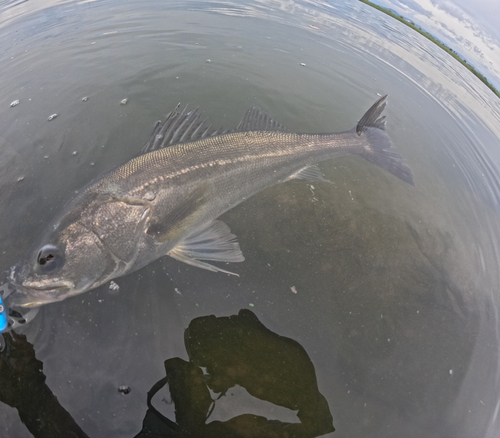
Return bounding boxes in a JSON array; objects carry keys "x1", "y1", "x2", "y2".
[{"x1": 1, "y1": 0, "x2": 500, "y2": 437}]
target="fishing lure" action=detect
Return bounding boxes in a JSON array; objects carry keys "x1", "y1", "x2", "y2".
[
  {"x1": 0, "y1": 283, "x2": 40, "y2": 351},
  {"x1": 0, "y1": 289, "x2": 7, "y2": 332},
  {"x1": 0, "y1": 283, "x2": 39, "y2": 334}
]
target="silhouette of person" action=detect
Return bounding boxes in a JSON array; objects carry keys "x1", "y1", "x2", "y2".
[
  {"x1": 1, "y1": 309, "x2": 334, "y2": 437},
  {"x1": 0, "y1": 331, "x2": 89, "y2": 438},
  {"x1": 136, "y1": 309, "x2": 334, "y2": 437}
]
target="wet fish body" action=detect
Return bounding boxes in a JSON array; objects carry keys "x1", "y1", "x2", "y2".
[{"x1": 8, "y1": 96, "x2": 413, "y2": 307}]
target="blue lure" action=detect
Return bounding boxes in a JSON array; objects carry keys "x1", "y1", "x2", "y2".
[
  {"x1": 0, "y1": 292, "x2": 7, "y2": 332},
  {"x1": 0, "y1": 283, "x2": 39, "y2": 335}
]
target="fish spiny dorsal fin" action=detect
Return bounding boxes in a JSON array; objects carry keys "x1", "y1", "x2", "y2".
[
  {"x1": 140, "y1": 104, "x2": 226, "y2": 154},
  {"x1": 236, "y1": 107, "x2": 288, "y2": 132}
]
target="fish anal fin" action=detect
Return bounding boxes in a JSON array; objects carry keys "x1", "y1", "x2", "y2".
[
  {"x1": 236, "y1": 107, "x2": 288, "y2": 132},
  {"x1": 168, "y1": 220, "x2": 244, "y2": 276},
  {"x1": 146, "y1": 184, "x2": 208, "y2": 242},
  {"x1": 285, "y1": 164, "x2": 331, "y2": 183}
]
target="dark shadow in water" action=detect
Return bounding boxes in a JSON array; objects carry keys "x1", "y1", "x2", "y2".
[
  {"x1": 0, "y1": 331, "x2": 90, "y2": 438},
  {"x1": 0, "y1": 310, "x2": 334, "y2": 437}
]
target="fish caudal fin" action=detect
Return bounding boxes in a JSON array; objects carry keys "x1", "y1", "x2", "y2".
[{"x1": 356, "y1": 95, "x2": 414, "y2": 185}]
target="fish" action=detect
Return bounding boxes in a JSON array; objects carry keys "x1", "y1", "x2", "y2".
[{"x1": 7, "y1": 95, "x2": 413, "y2": 307}]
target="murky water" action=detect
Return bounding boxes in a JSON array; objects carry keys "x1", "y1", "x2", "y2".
[{"x1": 1, "y1": 0, "x2": 500, "y2": 437}]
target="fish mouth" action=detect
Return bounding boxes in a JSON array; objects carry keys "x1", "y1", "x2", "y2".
[
  {"x1": 8, "y1": 281, "x2": 74, "y2": 308},
  {"x1": 22, "y1": 282, "x2": 72, "y2": 292}
]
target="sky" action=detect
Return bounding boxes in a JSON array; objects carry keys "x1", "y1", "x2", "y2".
[{"x1": 372, "y1": 0, "x2": 500, "y2": 91}]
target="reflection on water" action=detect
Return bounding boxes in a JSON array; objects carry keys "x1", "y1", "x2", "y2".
[
  {"x1": 1, "y1": 310, "x2": 334, "y2": 437},
  {"x1": 144, "y1": 309, "x2": 334, "y2": 437},
  {"x1": 1, "y1": 0, "x2": 500, "y2": 437},
  {"x1": 0, "y1": 331, "x2": 90, "y2": 438}
]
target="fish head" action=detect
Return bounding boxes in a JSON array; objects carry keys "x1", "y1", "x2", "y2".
[
  {"x1": 8, "y1": 222, "x2": 113, "y2": 307},
  {"x1": 8, "y1": 191, "x2": 151, "y2": 308}
]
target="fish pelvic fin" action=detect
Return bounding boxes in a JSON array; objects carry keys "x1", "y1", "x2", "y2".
[{"x1": 356, "y1": 95, "x2": 414, "y2": 186}]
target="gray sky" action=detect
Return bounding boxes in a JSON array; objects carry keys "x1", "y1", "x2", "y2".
[{"x1": 373, "y1": 0, "x2": 500, "y2": 90}]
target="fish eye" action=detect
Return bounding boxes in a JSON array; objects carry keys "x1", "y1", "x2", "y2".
[{"x1": 36, "y1": 245, "x2": 64, "y2": 273}]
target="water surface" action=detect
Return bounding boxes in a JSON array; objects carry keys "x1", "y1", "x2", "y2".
[{"x1": 1, "y1": 0, "x2": 500, "y2": 437}]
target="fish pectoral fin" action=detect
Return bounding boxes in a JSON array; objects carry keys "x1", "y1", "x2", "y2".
[
  {"x1": 168, "y1": 220, "x2": 244, "y2": 276},
  {"x1": 285, "y1": 164, "x2": 331, "y2": 183},
  {"x1": 174, "y1": 221, "x2": 244, "y2": 263},
  {"x1": 236, "y1": 107, "x2": 288, "y2": 132},
  {"x1": 147, "y1": 184, "x2": 209, "y2": 242}
]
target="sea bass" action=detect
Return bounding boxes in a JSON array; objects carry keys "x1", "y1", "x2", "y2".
[{"x1": 8, "y1": 96, "x2": 413, "y2": 307}]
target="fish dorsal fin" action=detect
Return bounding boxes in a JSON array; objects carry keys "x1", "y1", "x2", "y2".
[
  {"x1": 236, "y1": 107, "x2": 288, "y2": 132},
  {"x1": 141, "y1": 104, "x2": 229, "y2": 154},
  {"x1": 140, "y1": 104, "x2": 287, "y2": 154},
  {"x1": 168, "y1": 220, "x2": 244, "y2": 276}
]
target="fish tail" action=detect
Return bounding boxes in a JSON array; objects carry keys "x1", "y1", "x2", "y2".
[{"x1": 356, "y1": 95, "x2": 414, "y2": 185}]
